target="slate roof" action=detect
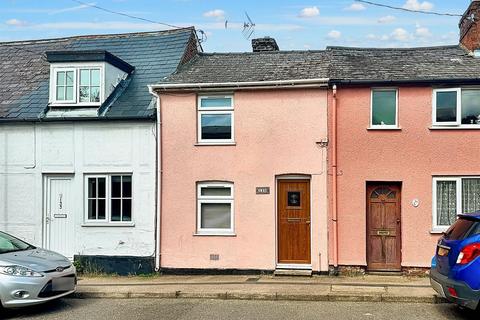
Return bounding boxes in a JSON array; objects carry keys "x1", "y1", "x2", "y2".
[
  {"x1": 160, "y1": 51, "x2": 330, "y2": 84},
  {"x1": 327, "y1": 45, "x2": 480, "y2": 83},
  {"x1": 0, "y1": 28, "x2": 195, "y2": 121}
]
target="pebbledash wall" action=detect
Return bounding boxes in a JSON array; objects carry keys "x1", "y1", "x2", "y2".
[
  {"x1": 0, "y1": 121, "x2": 156, "y2": 274},
  {"x1": 159, "y1": 89, "x2": 329, "y2": 273},
  {"x1": 329, "y1": 86, "x2": 480, "y2": 269}
]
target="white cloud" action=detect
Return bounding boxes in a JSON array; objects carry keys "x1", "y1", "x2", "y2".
[
  {"x1": 416, "y1": 26, "x2": 432, "y2": 37},
  {"x1": 5, "y1": 18, "x2": 28, "y2": 26},
  {"x1": 298, "y1": 6, "x2": 320, "y2": 18},
  {"x1": 203, "y1": 9, "x2": 226, "y2": 20},
  {"x1": 49, "y1": 2, "x2": 96, "y2": 15},
  {"x1": 378, "y1": 15, "x2": 396, "y2": 24},
  {"x1": 345, "y1": 3, "x2": 366, "y2": 11},
  {"x1": 403, "y1": 0, "x2": 434, "y2": 11},
  {"x1": 327, "y1": 30, "x2": 342, "y2": 39},
  {"x1": 391, "y1": 28, "x2": 411, "y2": 41}
]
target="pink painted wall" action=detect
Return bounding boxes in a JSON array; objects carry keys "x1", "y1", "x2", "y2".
[
  {"x1": 159, "y1": 89, "x2": 329, "y2": 271},
  {"x1": 329, "y1": 86, "x2": 480, "y2": 268}
]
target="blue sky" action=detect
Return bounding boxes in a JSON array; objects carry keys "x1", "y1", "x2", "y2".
[{"x1": 0, "y1": 0, "x2": 471, "y2": 51}]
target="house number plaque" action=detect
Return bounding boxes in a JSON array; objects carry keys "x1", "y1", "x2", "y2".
[{"x1": 256, "y1": 187, "x2": 270, "y2": 195}]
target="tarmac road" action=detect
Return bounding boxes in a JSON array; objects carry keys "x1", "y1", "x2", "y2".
[{"x1": 1, "y1": 298, "x2": 478, "y2": 320}]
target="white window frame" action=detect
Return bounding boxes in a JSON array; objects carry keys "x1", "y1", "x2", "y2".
[
  {"x1": 84, "y1": 174, "x2": 133, "y2": 225},
  {"x1": 370, "y1": 88, "x2": 399, "y2": 129},
  {"x1": 50, "y1": 64, "x2": 104, "y2": 107},
  {"x1": 196, "y1": 182, "x2": 234, "y2": 235},
  {"x1": 432, "y1": 176, "x2": 480, "y2": 232},
  {"x1": 78, "y1": 67, "x2": 102, "y2": 105},
  {"x1": 432, "y1": 88, "x2": 462, "y2": 126},
  {"x1": 197, "y1": 95, "x2": 235, "y2": 144},
  {"x1": 53, "y1": 68, "x2": 77, "y2": 104}
]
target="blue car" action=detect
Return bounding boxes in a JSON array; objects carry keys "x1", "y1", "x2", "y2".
[{"x1": 430, "y1": 212, "x2": 480, "y2": 310}]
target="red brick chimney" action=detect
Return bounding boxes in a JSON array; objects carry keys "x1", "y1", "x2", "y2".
[{"x1": 460, "y1": 0, "x2": 480, "y2": 52}]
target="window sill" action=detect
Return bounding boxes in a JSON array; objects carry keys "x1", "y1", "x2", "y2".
[
  {"x1": 430, "y1": 228, "x2": 447, "y2": 234},
  {"x1": 82, "y1": 222, "x2": 135, "y2": 227},
  {"x1": 367, "y1": 127, "x2": 402, "y2": 131},
  {"x1": 193, "y1": 232, "x2": 237, "y2": 237},
  {"x1": 429, "y1": 126, "x2": 480, "y2": 130},
  {"x1": 195, "y1": 142, "x2": 236, "y2": 146}
]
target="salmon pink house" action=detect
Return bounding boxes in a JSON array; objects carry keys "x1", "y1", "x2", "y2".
[
  {"x1": 150, "y1": 38, "x2": 331, "y2": 274},
  {"x1": 327, "y1": 0, "x2": 480, "y2": 273}
]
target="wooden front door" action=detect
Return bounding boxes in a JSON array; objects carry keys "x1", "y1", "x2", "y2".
[
  {"x1": 277, "y1": 179, "x2": 311, "y2": 264},
  {"x1": 367, "y1": 183, "x2": 402, "y2": 271}
]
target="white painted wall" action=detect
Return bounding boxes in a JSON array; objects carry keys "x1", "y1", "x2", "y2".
[{"x1": 0, "y1": 121, "x2": 156, "y2": 257}]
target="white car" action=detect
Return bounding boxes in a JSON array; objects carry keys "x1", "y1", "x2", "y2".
[{"x1": 0, "y1": 231, "x2": 76, "y2": 308}]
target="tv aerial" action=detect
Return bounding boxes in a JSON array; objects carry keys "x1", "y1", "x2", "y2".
[{"x1": 242, "y1": 11, "x2": 256, "y2": 40}]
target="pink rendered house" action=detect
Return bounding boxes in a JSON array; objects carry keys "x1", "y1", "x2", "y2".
[
  {"x1": 150, "y1": 40, "x2": 331, "y2": 274},
  {"x1": 327, "y1": 1, "x2": 480, "y2": 273}
]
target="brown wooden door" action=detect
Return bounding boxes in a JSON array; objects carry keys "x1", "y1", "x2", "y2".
[
  {"x1": 277, "y1": 179, "x2": 311, "y2": 264},
  {"x1": 367, "y1": 183, "x2": 402, "y2": 271}
]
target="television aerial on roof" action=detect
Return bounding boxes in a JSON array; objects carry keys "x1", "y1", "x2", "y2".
[{"x1": 242, "y1": 12, "x2": 256, "y2": 40}]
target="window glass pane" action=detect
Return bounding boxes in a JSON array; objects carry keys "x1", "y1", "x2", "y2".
[
  {"x1": 436, "y1": 91, "x2": 457, "y2": 123},
  {"x1": 201, "y1": 114, "x2": 232, "y2": 140},
  {"x1": 122, "y1": 199, "x2": 132, "y2": 221},
  {"x1": 56, "y1": 86, "x2": 65, "y2": 101},
  {"x1": 80, "y1": 69, "x2": 90, "y2": 86},
  {"x1": 462, "y1": 178, "x2": 480, "y2": 213},
  {"x1": 200, "y1": 97, "x2": 232, "y2": 108},
  {"x1": 88, "y1": 199, "x2": 96, "y2": 220},
  {"x1": 288, "y1": 192, "x2": 301, "y2": 207},
  {"x1": 111, "y1": 176, "x2": 121, "y2": 198},
  {"x1": 88, "y1": 178, "x2": 96, "y2": 198},
  {"x1": 372, "y1": 90, "x2": 396, "y2": 126},
  {"x1": 66, "y1": 86, "x2": 74, "y2": 101},
  {"x1": 79, "y1": 86, "x2": 90, "y2": 102},
  {"x1": 461, "y1": 90, "x2": 480, "y2": 125},
  {"x1": 111, "y1": 199, "x2": 121, "y2": 221},
  {"x1": 98, "y1": 199, "x2": 106, "y2": 220},
  {"x1": 91, "y1": 86, "x2": 100, "y2": 103},
  {"x1": 436, "y1": 180, "x2": 457, "y2": 226},
  {"x1": 57, "y1": 72, "x2": 65, "y2": 85},
  {"x1": 200, "y1": 203, "x2": 231, "y2": 229},
  {"x1": 91, "y1": 69, "x2": 100, "y2": 86},
  {"x1": 201, "y1": 186, "x2": 231, "y2": 197},
  {"x1": 122, "y1": 176, "x2": 132, "y2": 197},
  {"x1": 66, "y1": 71, "x2": 74, "y2": 86},
  {"x1": 98, "y1": 178, "x2": 106, "y2": 198}
]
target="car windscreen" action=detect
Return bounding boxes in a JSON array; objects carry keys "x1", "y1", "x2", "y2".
[
  {"x1": 0, "y1": 232, "x2": 34, "y2": 254},
  {"x1": 444, "y1": 217, "x2": 480, "y2": 240}
]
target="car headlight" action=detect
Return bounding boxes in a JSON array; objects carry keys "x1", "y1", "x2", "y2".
[{"x1": 0, "y1": 265, "x2": 44, "y2": 277}]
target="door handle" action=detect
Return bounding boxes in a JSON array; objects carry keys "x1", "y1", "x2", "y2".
[
  {"x1": 396, "y1": 219, "x2": 401, "y2": 224},
  {"x1": 46, "y1": 217, "x2": 51, "y2": 224},
  {"x1": 306, "y1": 221, "x2": 311, "y2": 225}
]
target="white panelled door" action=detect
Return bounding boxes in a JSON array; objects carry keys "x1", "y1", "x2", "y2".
[{"x1": 45, "y1": 176, "x2": 74, "y2": 259}]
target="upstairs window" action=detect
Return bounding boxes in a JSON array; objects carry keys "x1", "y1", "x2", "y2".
[
  {"x1": 55, "y1": 69, "x2": 75, "y2": 103},
  {"x1": 370, "y1": 89, "x2": 398, "y2": 128},
  {"x1": 197, "y1": 96, "x2": 234, "y2": 144},
  {"x1": 433, "y1": 88, "x2": 480, "y2": 127},
  {"x1": 79, "y1": 68, "x2": 101, "y2": 103},
  {"x1": 51, "y1": 67, "x2": 102, "y2": 106}
]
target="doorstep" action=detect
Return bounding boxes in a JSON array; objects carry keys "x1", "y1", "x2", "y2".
[{"x1": 274, "y1": 269, "x2": 312, "y2": 277}]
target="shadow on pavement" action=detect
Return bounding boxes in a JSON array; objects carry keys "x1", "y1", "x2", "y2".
[{"x1": 0, "y1": 299, "x2": 72, "y2": 319}]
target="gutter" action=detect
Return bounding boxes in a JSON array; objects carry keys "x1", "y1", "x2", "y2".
[
  {"x1": 150, "y1": 78, "x2": 330, "y2": 91},
  {"x1": 330, "y1": 78, "x2": 480, "y2": 86},
  {"x1": 331, "y1": 85, "x2": 339, "y2": 272},
  {"x1": 0, "y1": 115, "x2": 154, "y2": 123},
  {"x1": 148, "y1": 87, "x2": 163, "y2": 272}
]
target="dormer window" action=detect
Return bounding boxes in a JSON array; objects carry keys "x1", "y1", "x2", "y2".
[
  {"x1": 46, "y1": 50, "x2": 134, "y2": 109},
  {"x1": 55, "y1": 69, "x2": 75, "y2": 102},
  {"x1": 79, "y1": 68, "x2": 101, "y2": 103}
]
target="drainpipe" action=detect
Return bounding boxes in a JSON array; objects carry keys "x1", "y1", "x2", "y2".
[
  {"x1": 332, "y1": 85, "x2": 339, "y2": 273},
  {"x1": 149, "y1": 87, "x2": 163, "y2": 272}
]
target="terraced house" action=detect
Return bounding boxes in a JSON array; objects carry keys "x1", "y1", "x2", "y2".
[{"x1": 0, "y1": 28, "x2": 200, "y2": 274}]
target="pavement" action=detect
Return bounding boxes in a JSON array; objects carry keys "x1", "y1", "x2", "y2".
[
  {"x1": 3, "y1": 299, "x2": 477, "y2": 320},
  {"x1": 73, "y1": 274, "x2": 444, "y2": 304}
]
